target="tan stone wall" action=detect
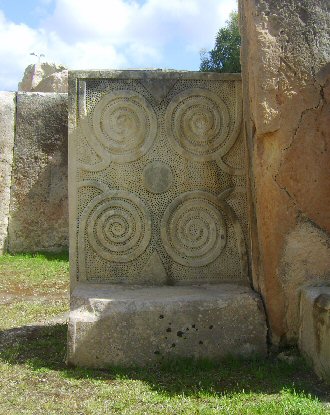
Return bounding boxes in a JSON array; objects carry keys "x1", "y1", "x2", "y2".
[
  {"x1": 7, "y1": 92, "x2": 68, "y2": 253},
  {"x1": 239, "y1": 0, "x2": 330, "y2": 344}
]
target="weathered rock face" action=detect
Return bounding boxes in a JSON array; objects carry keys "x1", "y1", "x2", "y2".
[
  {"x1": 299, "y1": 287, "x2": 330, "y2": 382},
  {"x1": 0, "y1": 92, "x2": 15, "y2": 254},
  {"x1": 8, "y1": 92, "x2": 68, "y2": 253},
  {"x1": 239, "y1": 0, "x2": 330, "y2": 344},
  {"x1": 33, "y1": 70, "x2": 68, "y2": 93},
  {"x1": 281, "y1": 222, "x2": 330, "y2": 342},
  {"x1": 18, "y1": 63, "x2": 68, "y2": 93}
]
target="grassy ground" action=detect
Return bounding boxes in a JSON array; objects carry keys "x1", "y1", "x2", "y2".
[{"x1": 0, "y1": 253, "x2": 329, "y2": 415}]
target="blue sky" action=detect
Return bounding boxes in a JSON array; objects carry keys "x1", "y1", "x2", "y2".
[{"x1": 0, "y1": 0, "x2": 237, "y2": 91}]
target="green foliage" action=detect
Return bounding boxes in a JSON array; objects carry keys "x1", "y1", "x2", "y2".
[{"x1": 200, "y1": 11, "x2": 241, "y2": 73}]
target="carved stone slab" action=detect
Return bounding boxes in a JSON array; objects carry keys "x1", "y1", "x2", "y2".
[{"x1": 69, "y1": 70, "x2": 248, "y2": 285}]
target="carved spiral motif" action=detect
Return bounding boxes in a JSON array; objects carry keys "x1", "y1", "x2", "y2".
[
  {"x1": 161, "y1": 191, "x2": 227, "y2": 267},
  {"x1": 83, "y1": 190, "x2": 151, "y2": 262},
  {"x1": 92, "y1": 91, "x2": 157, "y2": 162},
  {"x1": 165, "y1": 88, "x2": 230, "y2": 161}
]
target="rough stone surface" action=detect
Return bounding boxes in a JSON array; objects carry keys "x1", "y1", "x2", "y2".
[
  {"x1": 299, "y1": 286, "x2": 330, "y2": 382},
  {"x1": 18, "y1": 63, "x2": 67, "y2": 92},
  {"x1": 67, "y1": 283, "x2": 267, "y2": 367},
  {"x1": 0, "y1": 92, "x2": 15, "y2": 254},
  {"x1": 33, "y1": 70, "x2": 68, "y2": 93},
  {"x1": 239, "y1": 0, "x2": 330, "y2": 344},
  {"x1": 8, "y1": 92, "x2": 68, "y2": 253},
  {"x1": 69, "y1": 70, "x2": 248, "y2": 286},
  {"x1": 281, "y1": 222, "x2": 330, "y2": 341}
]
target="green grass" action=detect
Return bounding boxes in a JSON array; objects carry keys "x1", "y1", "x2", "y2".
[
  {"x1": 0, "y1": 251, "x2": 69, "y2": 296},
  {"x1": 0, "y1": 299, "x2": 68, "y2": 330},
  {"x1": 0, "y1": 252, "x2": 69, "y2": 330},
  {"x1": 0, "y1": 253, "x2": 329, "y2": 414}
]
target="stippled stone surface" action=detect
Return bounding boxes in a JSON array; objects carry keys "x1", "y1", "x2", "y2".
[
  {"x1": 69, "y1": 70, "x2": 248, "y2": 286},
  {"x1": 0, "y1": 92, "x2": 15, "y2": 254},
  {"x1": 8, "y1": 92, "x2": 68, "y2": 253},
  {"x1": 67, "y1": 283, "x2": 267, "y2": 367},
  {"x1": 239, "y1": 0, "x2": 330, "y2": 345},
  {"x1": 299, "y1": 286, "x2": 330, "y2": 382}
]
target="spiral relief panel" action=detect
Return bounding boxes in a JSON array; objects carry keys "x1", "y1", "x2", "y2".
[
  {"x1": 92, "y1": 90, "x2": 157, "y2": 162},
  {"x1": 79, "y1": 191, "x2": 151, "y2": 263},
  {"x1": 165, "y1": 88, "x2": 230, "y2": 161},
  {"x1": 72, "y1": 73, "x2": 248, "y2": 284},
  {"x1": 161, "y1": 191, "x2": 227, "y2": 267}
]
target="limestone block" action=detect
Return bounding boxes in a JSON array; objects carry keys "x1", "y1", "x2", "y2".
[
  {"x1": 299, "y1": 286, "x2": 330, "y2": 382},
  {"x1": 0, "y1": 92, "x2": 15, "y2": 254},
  {"x1": 33, "y1": 70, "x2": 68, "y2": 93},
  {"x1": 281, "y1": 222, "x2": 330, "y2": 341},
  {"x1": 67, "y1": 283, "x2": 267, "y2": 367},
  {"x1": 239, "y1": 0, "x2": 330, "y2": 344},
  {"x1": 18, "y1": 63, "x2": 67, "y2": 92},
  {"x1": 8, "y1": 92, "x2": 68, "y2": 253}
]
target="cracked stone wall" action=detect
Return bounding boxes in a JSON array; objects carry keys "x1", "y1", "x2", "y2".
[
  {"x1": 239, "y1": 0, "x2": 330, "y2": 344},
  {"x1": 7, "y1": 92, "x2": 68, "y2": 253}
]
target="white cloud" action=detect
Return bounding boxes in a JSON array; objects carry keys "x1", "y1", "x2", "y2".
[
  {"x1": 0, "y1": 11, "x2": 44, "y2": 90},
  {"x1": 0, "y1": 0, "x2": 237, "y2": 90}
]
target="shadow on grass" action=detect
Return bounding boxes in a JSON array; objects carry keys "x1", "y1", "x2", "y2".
[
  {"x1": 32, "y1": 251, "x2": 69, "y2": 261},
  {"x1": 1, "y1": 251, "x2": 69, "y2": 262},
  {"x1": 0, "y1": 323, "x2": 329, "y2": 401}
]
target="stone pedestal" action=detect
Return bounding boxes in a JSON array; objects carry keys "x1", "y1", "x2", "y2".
[{"x1": 67, "y1": 283, "x2": 267, "y2": 367}]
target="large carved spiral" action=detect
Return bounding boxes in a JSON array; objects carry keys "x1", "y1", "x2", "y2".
[
  {"x1": 165, "y1": 88, "x2": 230, "y2": 161},
  {"x1": 81, "y1": 190, "x2": 151, "y2": 262},
  {"x1": 161, "y1": 191, "x2": 227, "y2": 267},
  {"x1": 92, "y1": 90, "x2": 157, "y2": 162}
]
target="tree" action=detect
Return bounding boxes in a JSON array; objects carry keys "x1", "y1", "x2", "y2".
[{"x1": 200, "y1": 12, "x2": 241, "y2": 73}]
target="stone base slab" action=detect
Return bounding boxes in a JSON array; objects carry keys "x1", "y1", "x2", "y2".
[
  {"x1": 299, "y1": 286, "x2": 330, "y2": 382},
  {"x1": 67, "y1": 283, "x2": 267, "y2": 368}
]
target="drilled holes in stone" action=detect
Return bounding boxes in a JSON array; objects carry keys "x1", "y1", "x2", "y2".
[
  {"x1": 165, "y1": 88, "x2": 230, "y2": 161},
  {"x1": 161, "y1": 191, "x2": 227, "y2": 267},
  {"x1": 143, "y1": 161, "x2": 173, "y2": 194},
  {"x1": 84, "y1": 191, "x2": 151, "y2": 262},
  {"x1": 92, "y1": 90, "x2": 157, "y2": 162}
]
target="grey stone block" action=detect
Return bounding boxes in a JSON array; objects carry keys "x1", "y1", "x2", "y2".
[
  {"x1": 67, "y1": 283, "x2": 267, "y2": 367},
  {"x1": 8, "y1": 92, "x2": 68, "y2": 253},
  {"x1": 0, "y1": 92, "x2": 16, "y2": 254}
]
